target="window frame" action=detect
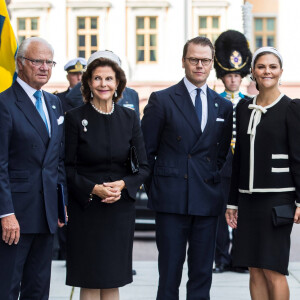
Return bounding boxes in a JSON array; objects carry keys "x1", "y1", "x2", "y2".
[
  {"x1": 198, "y1": 16, "x2": 221, "y2": 44},
  {"x1": 77, "y1": 16, "x2": 100, "y2": 60},
  {"x1": 253, "y1": 17, "x2": 277, "y2": 50},
  {"x1": 136, "y1": 16, "x2": 158, "y2": 64},
  {"x1": 17, "y1": 17, "x2": 39, "y2": 44}
]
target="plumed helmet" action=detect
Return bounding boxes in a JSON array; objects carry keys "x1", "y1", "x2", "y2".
[{"x1": 214, "y1": 30, "x2": 252, "y2": 78}]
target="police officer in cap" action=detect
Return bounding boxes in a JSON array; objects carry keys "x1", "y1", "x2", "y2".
[
  {"x1": 56, "y1": 57, "x2": 87, "y2": 113},
  {"x1": 213, "y1": 30, "x2": 252, "y2": 273}
]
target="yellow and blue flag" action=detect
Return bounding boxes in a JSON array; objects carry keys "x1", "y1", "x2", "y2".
[{"x1": 0, "y1": 0, "x2": 18, "y2": 93}]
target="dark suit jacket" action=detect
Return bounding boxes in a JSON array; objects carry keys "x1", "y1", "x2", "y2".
[
  {"x1": 56, "y1": 88, "x2": 73, "y2": 113},
  {"x1": 0, "y1": 81, "x2": 67, "y2": 234},
  {"x1": 65, "y1": 103, "x2": 149, "y2": 207},
  {"x1": 141, "y1": 79, "x2": 233, "y2": 216}
]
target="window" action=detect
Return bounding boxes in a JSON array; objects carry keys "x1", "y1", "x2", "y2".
[
  {"x1": 17, "y1": 17, "x2": 39, "y2": 44},
  {"x1": 198, "y1": 16, "x2": 220, "y2": 44},
  {"x1": 136, "y1": 16, "x2": 158, "y2": 63},
  {"x1": 254, "y1": 18, "x2": 276, "y2": 50},
  {"x1": 77, "y1": 17, "x2": 99, "y2": 59}
]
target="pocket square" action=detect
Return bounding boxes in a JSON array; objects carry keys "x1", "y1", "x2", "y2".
[
  {"x1": 216, "y1": 118, "x2": 225, "y2": 122},
  {"x1": 57, "y1": 116, "x2": 64, "y2": 125}
]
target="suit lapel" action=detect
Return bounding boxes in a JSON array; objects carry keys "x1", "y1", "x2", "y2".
[
  {"x1": 43, "y1": 92, "x2": 59, "y2": 164},
  {"x1": 170, "y1": 80, "x2": 202, "y2": 137},
  {"x1": 202, "y1": 88, "x2": 219, "y2": 138},
  {"x1": 191, "y1": 87, "x2": 219, "y2": 151},
  {"x1": 13, "y1": 82, "x2": 49, "y2": 146}
]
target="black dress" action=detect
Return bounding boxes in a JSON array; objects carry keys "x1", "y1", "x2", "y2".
[
  {"x1": 228, "y1": 95, "x2": 300, "y2": 275},
  {"x1": 65, "y1": 103, "x2": 149, "y2": 289}
]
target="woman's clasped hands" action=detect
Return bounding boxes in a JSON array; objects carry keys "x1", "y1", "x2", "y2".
[{"x1": 92, "y1": 180, "x2": 126, "y2": 204}]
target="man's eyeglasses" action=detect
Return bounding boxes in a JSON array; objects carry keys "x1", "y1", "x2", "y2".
[
  {"x1": 185, "y1": 57, "x2": 212, "y2": 66},
  {"x1": 21, "y1": 57, "x2": 56, "y2": 68}
]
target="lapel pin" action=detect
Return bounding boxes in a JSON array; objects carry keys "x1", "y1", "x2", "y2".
[
  {"x1": 82, "y1": 119, "x2": 88, "y2": 132},
  {"x1": 52, "y1": 105, "x2": 56, "y2": 109},
  {"x1": 215, "y1": 103, "x2": 219, "y2": 108}
]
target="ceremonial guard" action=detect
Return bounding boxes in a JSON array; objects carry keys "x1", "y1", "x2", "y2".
[{"x1": 213, "y1": 30, "x2": 252, "y2": 273}]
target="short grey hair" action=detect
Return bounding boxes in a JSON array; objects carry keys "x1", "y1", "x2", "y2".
[{"x1": 16, "y1": 37, "x2": 54, "y2": 72}]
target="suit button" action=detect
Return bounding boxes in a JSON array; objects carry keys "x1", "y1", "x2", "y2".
[
  {"x1": 206, "y1": 156, "x2": 211, "y2": 162},
  {"x1": 188, "y1": 154, "x2": 191, "y2": 159},
  {"x1": 184, "y1": 174, "x2": 188, "y2": 179},
  {"x1": 204, "y1": 179, "x2": 208, "y2": 183},
  {"x1": 177, "y1": 136, "x2": 182, "y2": 141}
]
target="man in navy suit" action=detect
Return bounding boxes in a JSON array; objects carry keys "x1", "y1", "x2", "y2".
[
  {"x1": 142, "y1": 36, "x2": 233, "y2": 300},
  {"x1": 0, "y1": 37, "x2": 67, "y2": 299}
]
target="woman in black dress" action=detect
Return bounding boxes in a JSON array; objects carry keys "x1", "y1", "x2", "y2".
[
  {"x1": 65, "y1": 51, "x2": 149, "y2": 300},
  {"x1": 226, "y1": 47, "x2": 300, "y2": 300}
]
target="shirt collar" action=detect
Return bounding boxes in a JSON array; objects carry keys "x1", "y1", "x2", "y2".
[
  {"x1": 183, "y1": 76, "x2": 207, "y2": 95},
  {"x1": 16, "y1": 76, "x2": 42, "y2": 98}
]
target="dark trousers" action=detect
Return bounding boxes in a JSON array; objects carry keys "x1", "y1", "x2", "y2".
[
  {"x1": 0, "y1": 233, "x2": 54, "y2": 300},
  {"x1": 155, "y1": 212, "x2": 218, "y2": 300},
  {"x1": 214, "y1": 177, "x2": 232, "y2": 266}
]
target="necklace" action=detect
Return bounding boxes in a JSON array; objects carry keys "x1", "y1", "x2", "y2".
[{"x1": 90, "y1": 101, "x2": 115, "y2": 115}]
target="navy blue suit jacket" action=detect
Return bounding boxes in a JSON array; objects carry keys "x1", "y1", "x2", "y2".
[
  {"x1": 0, "y1": 82, "x2": 67, "y2": 234},
  {"x1": 142, "y1": 80, "x2": 233, "y2": 216}
]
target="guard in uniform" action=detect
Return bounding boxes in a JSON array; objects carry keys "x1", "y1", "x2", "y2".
[
  {"x1": 213, "y1": 30, "x2": 252, "y2": 273},
  {"x1": 56, "y1": 57, "x2": 87, "y2": 113}
]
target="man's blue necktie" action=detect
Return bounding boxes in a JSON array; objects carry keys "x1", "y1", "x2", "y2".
[
  {"x1": 195, "y1": 88, "x2": 202, "y2": 126},
  {"x1": 33, "y1": 90, "x2": 49, "y2": 134}
]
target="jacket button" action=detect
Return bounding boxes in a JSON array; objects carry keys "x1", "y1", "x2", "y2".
[
  {"x1": 204, "y1": 179, "x2": 208, "y2": 183},
  {"x1": 188, "y1": 154, "x2": 191, "y2": 159},
  {"x1": 177, "y1": 136, "x2": 182, "y2": 141},
  {"x1": 206, "y1": 156, "x2": 211, "y2": 162},
  {"x1": 184, "y1": 174, "x2": 188, "y2": 179}
]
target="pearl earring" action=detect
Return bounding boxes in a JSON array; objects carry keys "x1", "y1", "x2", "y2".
[
  {"x1": 114, "y1": 90, "x2": 118, "y2": 97},
  {"x1": 91, "y1": 91, "x2": 94, "y2": 98}
]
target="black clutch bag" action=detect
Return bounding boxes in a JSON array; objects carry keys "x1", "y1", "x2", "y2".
[
  {"x1": 129, "y1": 145, "x2": 139, "y2": 174},
  {"x1": 272, "y1": 203, "x2": 295, "y2": 227}
]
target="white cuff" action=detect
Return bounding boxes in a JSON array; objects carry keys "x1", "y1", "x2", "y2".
[
  {"x1": 295, "y1": 202, "x2": 300, "y2": 208},
  {"x1": 0, "y1": 213, "x2": 14, "y2": 218},
  {"x1": 227, "y1": 205, "x2": 238, "y2": 210}
]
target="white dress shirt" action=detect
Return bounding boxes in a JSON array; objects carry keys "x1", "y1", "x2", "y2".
[
  {"x1": 16, "y1": 77, "x2": 51, "y2": 136},
  {"x1": 0, "y1": 78, "x2": 51, "y2": 219},
  {"x1": 183, "y1": 77, "x2": 208, "y2": 131}
]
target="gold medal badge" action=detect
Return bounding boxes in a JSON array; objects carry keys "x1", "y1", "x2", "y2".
[{"x1": 229, "y1": 50, "x2": 243, "y2": 69}]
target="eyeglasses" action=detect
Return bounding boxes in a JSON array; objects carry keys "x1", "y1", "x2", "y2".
[
  {"x1": 185, "y1": 57, "x2": 212, "y2": 66},
  {"x1": 21, "y1": 57, "x2": 56, "y2": 68}
]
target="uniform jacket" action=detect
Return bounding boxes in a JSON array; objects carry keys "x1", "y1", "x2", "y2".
[
  {"x1": 118, "y1": 87, "x2": 140, "y2": 120},
  {"x1": 229, "y1": 95, "x2": 300, "y2": 207},
  {"x1": 0, "y1": 81, "x2": 67, "y2": 234},
  {"x1": 141, "y1": 79, "x2": 233, "y2": 216},
  {"x1": 56, "y1": 88, "x2": 72, "y2": 113}
]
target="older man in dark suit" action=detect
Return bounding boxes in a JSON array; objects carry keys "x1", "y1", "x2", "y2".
[
  {"x1": 0, "y1": 37, "x2": 67, "y2": 299},
  {"x1": 142, "y1": 36, "x2": 233, "y2": 300}
]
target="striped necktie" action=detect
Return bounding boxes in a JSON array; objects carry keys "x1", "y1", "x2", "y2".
[{"x1": 33, "y1": 90, "x2": 49, "y2": 134}]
